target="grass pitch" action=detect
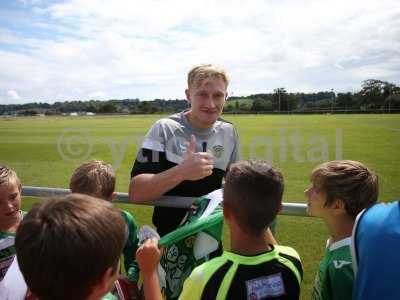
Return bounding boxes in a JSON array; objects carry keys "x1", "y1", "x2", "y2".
[{"x1": 1, "y1": 114, "x2": 399, "y2": 299}]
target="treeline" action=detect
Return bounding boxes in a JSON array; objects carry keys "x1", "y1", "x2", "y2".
[
  {"x1": 1, "y1": 79, "x2": 399, "y2": 116},
  {"x1": 225, "y1": 79, "x2": 400, "y2": 113},
  {"x1": 0, "y1": 99, "x2": 189, "y2": 116}
]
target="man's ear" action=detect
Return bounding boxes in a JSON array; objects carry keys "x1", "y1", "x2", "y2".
[{"x1": 185, "y1": 89, "x2": 191, "y2": 103}]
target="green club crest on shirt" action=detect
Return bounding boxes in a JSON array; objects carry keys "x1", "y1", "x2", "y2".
[{"x1": 212, "y1": 145, "x2": 224, "y2": 158}]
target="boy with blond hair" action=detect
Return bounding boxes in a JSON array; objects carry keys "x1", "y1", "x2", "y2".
[
  {"x1": 130, "y1": 64, "x2": 240, "y2": 237},
  {"x1": 15, "y1": 194, "x2": 126, "y2": 300},
  {"x1": 305, "y1": 160, "x2": 378, "y2": 300},
  {"x1": 0, "y1": 165, "x2": 25, "y2": 281},
  {"x1": 137, "y1": 160, "x2": 303, "y2": 300},
  {"x1": 70, "y1": 160, "x2": 140, "y2": 297}
]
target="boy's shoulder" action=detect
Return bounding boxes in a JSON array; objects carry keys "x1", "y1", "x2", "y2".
[
  {"x1": 275, "y1": 245, "x2": 301, "y2": 260},
  {"x1": 180, "y1": 247, "x2": 303, "y2": 300},
  {"x1": 326, "y1": 238, "x2": 352, "y2": 258},
  {"x1": 189, "y1": 245, "x2": 302, "y2": 281},
  {"x1": 325, "y1": 238, "x2": 353, "y2": 271}
]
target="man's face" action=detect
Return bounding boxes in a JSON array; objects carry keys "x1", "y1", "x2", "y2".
[
  {"x1": 0, "y1": 181, "x2": 21, "y2": 224},
  {"x1": 186, "y1": 77, "x2": 227, "y2": 129},
  {"x1": 304, "y1": 183, "x2": 328, "y2": 218}
]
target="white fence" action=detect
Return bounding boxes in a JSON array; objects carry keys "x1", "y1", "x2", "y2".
[{"x1": 22, "y1": 186, "x2": 308, "y2": 217}]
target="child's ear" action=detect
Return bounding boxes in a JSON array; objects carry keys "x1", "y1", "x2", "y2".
[
  {"x1": 111, "y1": 192, "x2": 117, "y2": 201},
  {"x1": 332, "y1": 199, "x2": 346, "y2": 214},
  {"x1": 91, "y1": 267, "x2": 117, "y2": 298},
  {"x1": 277, "y1": 202, "x2": 283, "y2": 214}
]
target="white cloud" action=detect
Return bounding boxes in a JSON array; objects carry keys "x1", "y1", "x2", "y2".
[
  {"x1": 1, "y1": 90, "x2": 23, "y2": 105},
  {"x1": 88, "y1": 91, "x2": 107, "y2": 99},
  {"x1": 7, "y1": 90, "x2": 20, "y2": 100},
  {"x1": 0, "y1": 0, "x2": 399, "y2": 103}
]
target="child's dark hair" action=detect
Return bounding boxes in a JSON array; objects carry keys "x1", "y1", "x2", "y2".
[
  {"x1": 223, "y1": 160, "x2": 284, "y2": 236},
  {"x1": 15, "y1": 194, "x2": 125, "y2": 300}
]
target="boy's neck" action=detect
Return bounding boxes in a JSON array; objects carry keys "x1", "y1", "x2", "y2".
[
  {"x1": 229, "y1": 227, "x2": 272, "y2": 256},
  {"x1": 325, "y1": 214, "x2": 354, "y2": 243}
]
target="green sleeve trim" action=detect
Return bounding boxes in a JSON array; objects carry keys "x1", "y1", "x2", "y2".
[
  {"x1": 216, "y1": 261, "x2": 238, "y2": 299},
  {"x1": 275, "y1": 245, "x2": 302, "y2": 286},
  {"x1": 0, "y1": 232, "x2": 16, "y2": 238},
  {"x1": 179, "y1": 257, "x2": 228, "y2": 300}
]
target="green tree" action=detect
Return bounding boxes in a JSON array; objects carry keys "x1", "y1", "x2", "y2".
[
  {"x1": 99, "y1": 103, "x2": 117, "y2": 113},
  {"x1": 336, "y1": 93, "x2": 354, "y2": 110},
  {"x1": 251, "y1": 99, "x2": 273, "y2": 111},
  {"x1": 287, "y1": 95, "x2": 299, "y2": 111},
  {"x1": 360, "y1": 79, "x2": 387, "y2": 109}
]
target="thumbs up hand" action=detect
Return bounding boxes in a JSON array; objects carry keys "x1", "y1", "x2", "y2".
[{"x1": 179, "y1": 135, "x2": 214, "y2": 181}]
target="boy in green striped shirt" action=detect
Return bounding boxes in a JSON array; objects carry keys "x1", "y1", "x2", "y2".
[
  {"x1": 0, "y1": 165, "x2": 25, "y2": 282},
  {"x1": 305, "y1": 160, "x2": 379, "y2": 300},
  {"x1": 70, "y1": 160, "x2": 140, "y2": 299}
]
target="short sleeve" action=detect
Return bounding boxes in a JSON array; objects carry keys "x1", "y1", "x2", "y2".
[
  {"x1": 130, "y1": 121, "x2": 170, "y2": 178},
  {"x1": 229, "y1": 127, "x2": 240, "y2": 165},
  {"x1": 178, "y1": 265, "x2": 206, "y2": 300},
  {"x1": 141, "y1": 120, "x2": 166, "y2": 152}
]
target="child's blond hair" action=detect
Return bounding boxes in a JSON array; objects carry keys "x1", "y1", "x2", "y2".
[
  {"x1": 0, "y1": 165, "x2": 21, "y2": 190},
  {"x1": 70, "y1": 160, "x2": 115, "y2": 200}
]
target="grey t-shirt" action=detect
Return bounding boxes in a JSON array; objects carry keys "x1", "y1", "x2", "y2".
[{"x1": 131, "y1": 111, "x2": 240, "y2": 236}]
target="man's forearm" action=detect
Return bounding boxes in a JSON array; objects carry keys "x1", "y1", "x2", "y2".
[{"x1": 129, "y1": 165, "x2": 184, "y2": 203}]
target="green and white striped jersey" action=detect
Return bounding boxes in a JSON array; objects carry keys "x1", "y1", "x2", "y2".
[{"x1": 0, "y1": 211, "x2": 25, "y2": 281}]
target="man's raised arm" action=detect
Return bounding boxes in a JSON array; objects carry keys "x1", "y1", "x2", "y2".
[{"x1": 129, "y1": 135, "x2": 213, "y2": 203}]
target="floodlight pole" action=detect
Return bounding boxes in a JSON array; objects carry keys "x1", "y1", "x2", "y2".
[{"x1": 278, "y1": 90, "x2": 281, "y2": 113}]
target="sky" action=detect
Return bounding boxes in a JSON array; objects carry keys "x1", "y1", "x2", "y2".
[{"x1": 0, "y1": 0, "x2": 399, "y2": 104}]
